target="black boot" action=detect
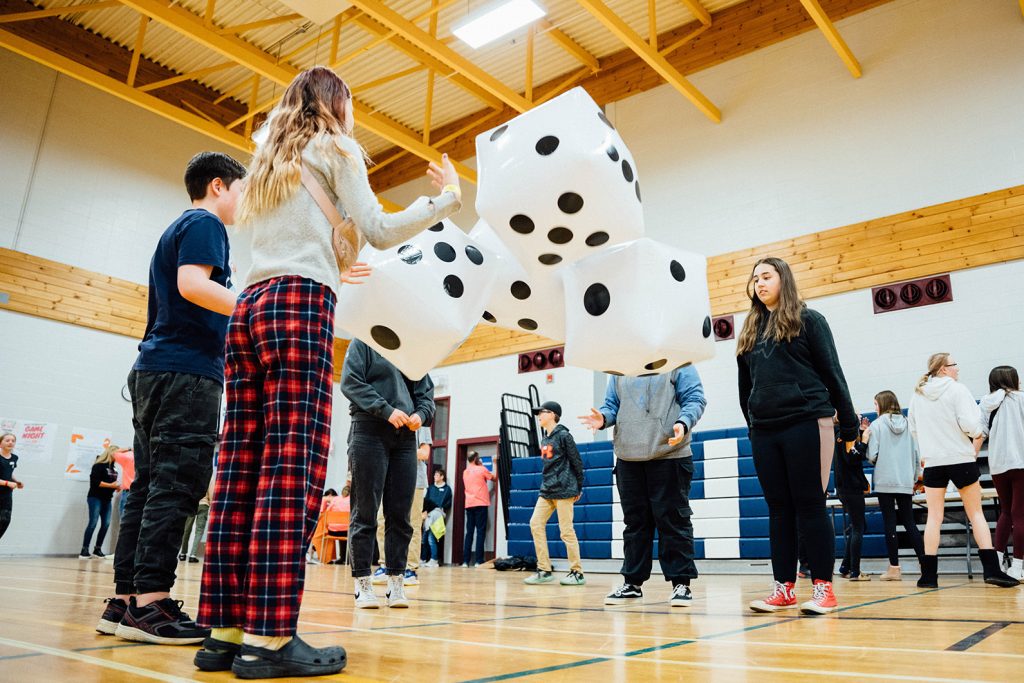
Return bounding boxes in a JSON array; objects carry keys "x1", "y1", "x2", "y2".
[
  {"x1": 917, "y1": 555, "x2": 938, "y2": 588},
  {"x1": 979, "y1": 549, "x2": 1020, "y2": 587}
]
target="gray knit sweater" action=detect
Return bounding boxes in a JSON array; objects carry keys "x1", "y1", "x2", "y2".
[{"x1": 245, "y1": 134, "x2": 461, "y2": 297}]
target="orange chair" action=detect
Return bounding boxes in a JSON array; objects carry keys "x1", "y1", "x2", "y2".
[{"x1": 314, "y1": 510, "x2": 350, "y2": 564}]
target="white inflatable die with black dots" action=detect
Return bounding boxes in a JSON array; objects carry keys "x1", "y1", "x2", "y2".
[
  {"x1": 334, "y1": 219, "x2": 497, "y2": 380},
  {"x1": 474, "y1": 86, "x2": 645, "y2": 271},
  {"x1": 562, "y1": 238, "x2": 715, "y2": 376},
  {"x1": 469, "y1": 220, "x2": 566, "y2": 342}
]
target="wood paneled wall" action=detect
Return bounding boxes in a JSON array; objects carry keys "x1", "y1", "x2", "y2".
[{"x1": 2, "y1": 183, "x2": 1022, "y2": 379}]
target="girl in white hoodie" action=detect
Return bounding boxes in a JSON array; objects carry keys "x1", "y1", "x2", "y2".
[
  {"x1": 978, "y1": 366, "x2": 1024, "y2": 580},
  {"x1": 908, "y1": 353, "x2": 1018, "y2": 588}
]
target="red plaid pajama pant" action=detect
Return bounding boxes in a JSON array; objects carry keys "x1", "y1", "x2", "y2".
[{"x1": 199, "y1": 276, "x2": 335, "y2": 636}]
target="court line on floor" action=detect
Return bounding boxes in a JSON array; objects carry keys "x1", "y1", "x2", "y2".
[
  {"x1": 0, "y1": 636, "x2": 194, "y2": 682},
  {"x1": 946, "y1": 622, "x2": 1012, "y2": 651}
]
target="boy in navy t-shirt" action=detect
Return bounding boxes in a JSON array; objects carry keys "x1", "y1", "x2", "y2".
[{"x1": 97, "y1": 152, "x2": 246, "y2": 645}]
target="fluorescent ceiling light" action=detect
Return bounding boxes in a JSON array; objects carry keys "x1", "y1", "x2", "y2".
[{"x1": 453, "y1": 0, "x2": 546, "y2": 49}]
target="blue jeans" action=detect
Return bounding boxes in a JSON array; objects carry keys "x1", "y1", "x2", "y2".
[
  {"x1": 83, "y1": 496, "x2": 112, "y2": 553},
  {"x1": 463, "y1": 506, "x2": 488, "y2": 565},
  {"x1": 423, "y1": 528, "x2": 439, "y2": 562},
  {"x1": 119, "y1": 490, "x2": 129, "y2": 519}
]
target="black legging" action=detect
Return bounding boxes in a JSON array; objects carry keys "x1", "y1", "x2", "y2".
[
  {"x1": 838, "y1": 492, "x2": 865, "y2": 575},
  {"x1": 877, "y1": 492, "x2": 925, "y2": 566},
  {"x1": 751, "y1": 418, "x2": 835, "y2": 584}
]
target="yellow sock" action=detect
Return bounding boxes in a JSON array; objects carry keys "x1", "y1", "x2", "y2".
[
  {"x1": 241, "y1": 633, "x2": 293, "y2": 660},
  {"x1": 211, "y1": 627, "x2": 243, "y2": 645}
]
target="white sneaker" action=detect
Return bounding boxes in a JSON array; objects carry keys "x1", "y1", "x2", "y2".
[
  {"x1": 354, "y1": 576, "x2": 379, "y2": 609},
  {"x1": 423, "y1": 559, "x2": 438, "y2": 568},
  {"x1": 1008, "y1": 558, "x2": 1024, "y2": 581},
  {"x1": 386, "y1": 575, "x2": 409, "y2": 608},
  {"x1": 669, "y1": 584, "x2": 693, "y2": 607}
]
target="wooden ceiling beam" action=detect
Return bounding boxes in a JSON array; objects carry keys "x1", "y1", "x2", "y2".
[
  {"x1": 347, "y1": 0, "x2": 532, "y2": 112},
  {"x1": 369, "y1": 0, "x2": 895, "y2": 192},
  {"x1": 0, "y1": 27, "x2": 252, "y2": 152},
  {"x1": 576, "y1": 0, "x2": 721, "y2": 122},
  {"x1": 537, "y1": 19, "x2": 599, "y2": 71},
  {"x1": 798, "y1": 0, "x2": 862, "y2": 78},
  {"x1": 678, "y1": 0, "x2": 711, "y2": 25},
  {"x1": 0, "y1": 0, "x2": 118, "y2": 23}
]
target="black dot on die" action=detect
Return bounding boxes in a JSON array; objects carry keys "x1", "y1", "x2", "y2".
[
  {"x1": 621, "y1": 159, "x2": 634, "y2": 183},
  {"x1": 433, "y1": 242, "x2": 456, "y2": 262},
  {"x1": 428, "y1": 222, "x2": 444, "y2": 232},
  {"x1": 536, "y1": 136, "x2": 560, "y2": 155},
  {"x1": 635, "y1": 180, "x2": 641, "y2": 203},
  {"x1": 548, "y1": 227, "x2": 573, "y2": 244},
  {"x1": 465, "y1": 245, "x2": 484, "y2": 265},
  {"x1": 510, "y1": 215, "x2": 535, "y2": 234},
  {"x1": 538, "y1": 254, "x2": 562, "y2": 266},
  {"x1": 644, "y1": 359, "x2": 667, "y2": 371},
  {"x1": 606, "y1": 144, "x2": 619, "y2": 162},
  {"x1": 703, "y1": 316, "x2": 712, "y2": 338},
  {"x1": 489, "y1": 125, "x2": 508, "y2": 142},
  {"x1": 670, "y1": 260, "x2": 686, "y2": 282},
  {"x1": 586, "y1": 231, "x2": 609, "y2": 247},
  {"x1": 584, "y1": 283, "x2": 611, "y2": 316},
  {"x1": 511, "y1": 281, "x2": 531, "y2": 300},
  {"x1": 483, "y1": 311, "x2": 497, "y2": 323},
  {"x1": 443, "y1": 274, "x2": 464, "y2": 298},
  {"x1": 518, "y1": 318, "x2": 538, "y2": 331},
  {"x1": 598, "y1": 111, "x2": 615, "y2": 130},
  {"x1": 371, "y1": 325, "x2": 401, "y2": 351},
  {"x1": 398, "y1": 244, "x2": 422, "y2": 265},
  {"x1": 558, "y1": 192, "x2": 584, "y2": 214}
]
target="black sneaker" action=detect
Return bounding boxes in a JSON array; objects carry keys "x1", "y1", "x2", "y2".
[
  {"x1": 194, "y1": 636, "x2": 242, "y2": 671},
  {"x1": 178, "y1": 553, "x2": 187, "y2": 562},
  {"x1": 96, "y1": 597, "x2": 127, "y2": 635},
  {"x1": 231, "y1": 636, "x2": 346, "y2": 679},
  {"x1": 670, "y1": 584, "x2": 693, "y2": 608},
  {"x1": 604, "y1": 583, "x2": 643, "y2": 605},
  {"x1": 114, "y1": 597, "x2": 210, "y2": 645},
  {"x1": 92, "y1": 548, "x2": 107, "y2": 559},
  {"x1": 188, "y1": 555, "x2": 200, "y2": 563}
]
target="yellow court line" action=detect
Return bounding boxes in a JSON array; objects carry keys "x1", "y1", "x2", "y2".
[
  {"x1": 0, "y1": 636, "x2": 195, "y2": 682},
  {"x1": 296, "y1": 618, "x2": 984, "y2": 683}
]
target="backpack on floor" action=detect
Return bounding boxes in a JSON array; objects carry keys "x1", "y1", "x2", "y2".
[{"x1": 493, "y1": 555, "x2": 538, "y2": 572}]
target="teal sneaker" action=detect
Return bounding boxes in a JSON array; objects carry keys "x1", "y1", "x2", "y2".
[
  {"x1": 560, "y1": 571, "x2": 586, "y2": 586},
  {"x1": 523, "y1": 571, "x2": 554, "y2": 585}
]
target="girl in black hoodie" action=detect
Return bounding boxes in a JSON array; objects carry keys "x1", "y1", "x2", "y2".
[{"x1": 738, "y1": 257, "x2": 858, "y2": 615}]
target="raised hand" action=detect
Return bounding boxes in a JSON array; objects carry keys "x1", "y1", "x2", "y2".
[
  {"x1": 579, "y1": 408, "x2": 604, "y2": 431},
  {"x1": 427, "y1": 154, "x2": 461, "y2": 199}
]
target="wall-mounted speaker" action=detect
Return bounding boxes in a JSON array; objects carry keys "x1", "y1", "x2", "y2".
[
  {"x1": 518, "y1": 346, "x2": 565, "y2": 374},
  {"x1": 871, "y1": 274, "x2": 952, "y2": 314},
  {"x1": 711, "y1": 315, "x2": 735, "y2": 341}
]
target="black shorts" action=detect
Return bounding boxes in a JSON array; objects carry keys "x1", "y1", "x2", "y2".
[{"x1": 922, "y1": 461, "x2": 980, "y2": 490}]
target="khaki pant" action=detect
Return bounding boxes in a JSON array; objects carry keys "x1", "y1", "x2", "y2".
[
  {"x1": 377, "y1": 486, "x2": 426, "y2": 571},
  {"x1": 530, "y1": 497, "x2": 581, "y2": 573}
]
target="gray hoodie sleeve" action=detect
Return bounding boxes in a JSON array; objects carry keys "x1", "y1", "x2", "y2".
[{"x1": 340, "y1": 342, "x2": 393, "y2": 420}]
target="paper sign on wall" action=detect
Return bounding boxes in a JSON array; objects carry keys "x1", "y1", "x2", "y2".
[
  {"x1": 65, "y1": 427, "x2": 113, "y2": 481},
  {"x1": 0, "y1": 417, "x2": 58, "y2": 462}
]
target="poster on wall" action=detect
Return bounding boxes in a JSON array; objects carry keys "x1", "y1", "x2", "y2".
[
  {"x1": 0, "y1": 417, "x2": 58, "y2": 462},
  {"x1": 65, "y1": 427, "x2": 112, "y2": 481}
]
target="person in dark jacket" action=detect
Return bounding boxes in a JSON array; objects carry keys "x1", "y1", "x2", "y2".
[
  {"x1": 81, "y1": 445, "x2": 121, "y2": 559},
  {"x1": 421, "y1": 467, "x2": 453, "y2": 567},
  {"x1": 833, "y1": 415, "x2": 870, "y2": 581},
  {"x1": 738, "y1": 257, "x2": 858, "y2": 616},
  {"x1": 342, "y1": 339, "x2": 435, "y2": 609},
  {"x1": 524, "y1": 401, "x2": 585, "y2": 586}
]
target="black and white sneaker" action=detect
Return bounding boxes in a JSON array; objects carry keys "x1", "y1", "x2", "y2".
[
  {"x1": 604, "y1": 583, "x2": 643, "y2": 605},
  {"x1": 114, "y1": 597, "x2": 210, "y2": 645},
  {"x1": 96, "y1": 597, "x2": 127, "y2": 634},
  {"x1": 670, "y1": 584, "x2": 693, "y2": 607}
]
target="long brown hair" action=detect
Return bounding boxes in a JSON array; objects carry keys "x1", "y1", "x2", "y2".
[
  {"x1": 874, "y1": 390, "x2": 901, "y2": 415},
  {"x1": 238, "y1": 67, "x2": 361, "y2": 223},
  {"x1": 915, "y1": 353, "x2": 950, "y2": 393},
  {"x1": 989, "y1": 365, "x2": 1020, "y2": 393},
  {"x1": 736, "y1": 257, "x2": 805, "y2": 355}
]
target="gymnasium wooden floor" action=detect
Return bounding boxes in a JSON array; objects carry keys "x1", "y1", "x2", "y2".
[{"x1": 1, "y1": 558, "x2": 1022, "y2": 682}]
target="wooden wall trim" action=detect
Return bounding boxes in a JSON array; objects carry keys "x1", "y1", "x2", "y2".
[{"x1": 2, "y1": 183, "x2": 1022, "y2": 378}]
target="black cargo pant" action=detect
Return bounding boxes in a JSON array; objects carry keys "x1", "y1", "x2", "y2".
[
  {"x1": 616, "y1": 456, "x2": 697, "y2": 585},
  {"x1": 114, "y1": 370, "x2": 220, "y2": 595}
]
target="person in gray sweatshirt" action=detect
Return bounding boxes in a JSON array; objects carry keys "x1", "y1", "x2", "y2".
[
  {"x1": 865, "y1": 390, "x2": 924, "y2": 581},
  {"x1": 580, "y1": 366, "x2": 706, "y2": 607}
]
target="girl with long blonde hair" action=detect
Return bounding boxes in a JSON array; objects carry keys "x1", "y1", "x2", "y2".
[
  {"x1": 197, "y1": 66, "x2": 462, "y2": 678},
  {"x1": 738, "y1": 257, "x2": 858, "y2": 616},
  {"x1": 80, "y1": 444, "x2": 120, "y2": 559}
]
